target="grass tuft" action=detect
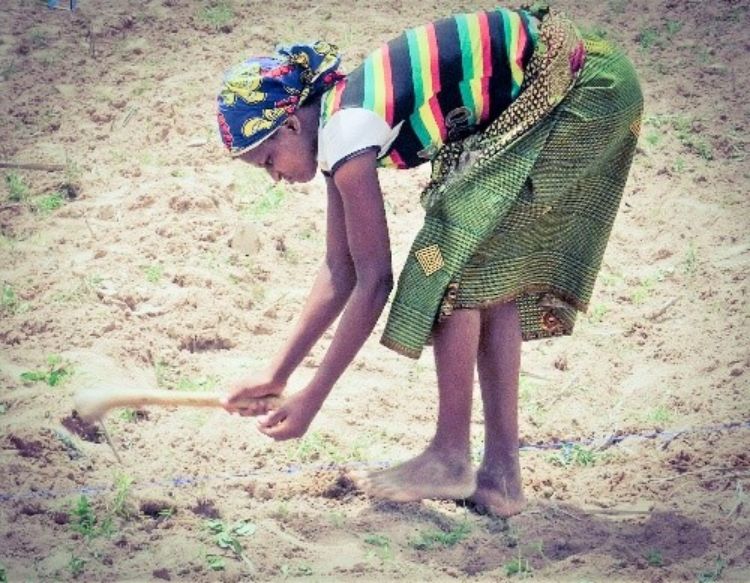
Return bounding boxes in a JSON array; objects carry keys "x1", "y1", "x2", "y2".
[{"x1": 409, "y1": 521, "x2": 471, "y2": 550}]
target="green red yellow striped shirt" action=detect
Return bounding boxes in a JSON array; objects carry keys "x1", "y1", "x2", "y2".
[{"x1": 320, "y1": 7, "x2": 538, "y2": 170}]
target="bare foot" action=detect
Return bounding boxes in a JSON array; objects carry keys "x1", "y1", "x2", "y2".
[
  {"x1": 353, "y1": 448, "x2": 475, "y2": 502},
  {"x1": 466, "y1": 467, "x2": 526, "y2": 517}
]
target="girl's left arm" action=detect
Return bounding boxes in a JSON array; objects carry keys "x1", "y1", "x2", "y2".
[{"x1": 258, "y1": 150, "x2": 393, "y2": 439}]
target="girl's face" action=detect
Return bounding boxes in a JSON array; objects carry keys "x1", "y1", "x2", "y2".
[{"x1": 239, "y1": 115, "x2": 317, "y2": 184}]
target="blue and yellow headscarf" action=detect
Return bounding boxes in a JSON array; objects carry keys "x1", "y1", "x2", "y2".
[{"x1": 217, "y1": 42, "x2": 343, "y2": 155}]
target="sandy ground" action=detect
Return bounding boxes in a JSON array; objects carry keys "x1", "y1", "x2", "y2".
[{"x1": 0, "y1": 0, "x2": 748, "y2": 581}]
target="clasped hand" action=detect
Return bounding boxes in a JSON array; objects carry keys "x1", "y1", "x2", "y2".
[{"x1": 222, "y1": 373, "x2": 322, "y2": 441}]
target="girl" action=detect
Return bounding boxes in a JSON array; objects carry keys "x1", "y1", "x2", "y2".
[{"x1": 219, "y1": 6, "x2": 642, "y2": 516}]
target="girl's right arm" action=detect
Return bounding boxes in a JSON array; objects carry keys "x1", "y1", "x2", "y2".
[{"x1": 223, "y1": 177, "x2": 356, "y2": 407}]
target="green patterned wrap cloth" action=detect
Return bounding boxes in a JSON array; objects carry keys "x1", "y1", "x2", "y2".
[{"x1": 381, "y1": 19, "x2": 644, "y2": 359}]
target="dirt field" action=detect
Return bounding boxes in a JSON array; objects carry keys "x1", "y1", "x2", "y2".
[{"x1": 1, "y1": 0, "x2": 748, "y2": 581}]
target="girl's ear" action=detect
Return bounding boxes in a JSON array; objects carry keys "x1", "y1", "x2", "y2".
[{"x1": 284, "y1": 114, "x2": 302, "y2": 134}]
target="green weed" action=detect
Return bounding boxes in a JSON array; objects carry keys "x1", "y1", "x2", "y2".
[
  {"x1": 52, "y1": 275, "x2": 103, "y2": 304},
  {"x1": 71, "y1": 495, "x2": 113, "y2": 540},
  {"x1": 29, "y1": 28, "x2": 49, "y2": 49},
  {"x1": 252, "y1": 184, "x2": 287, "y2": 217},
  {"x1": 587, "y1": 303, "x2": 608, "y2": 323},
  {"x1": 505, "y1": 554, "x2": 532, "y2": 577},
  {"x1": 644, "y1": 130, "x2": 661, "y2": 147},
  {"x1": 110, "y1": 474, "x2": 136, "y2": 519},
  {"x1": 176, "y1": 375, "x2": 219, "y2": 392},
  {"x1": 0, "y1": 402, "x2": 7, "y2": 415},
  {"x1": 119, "y1": 408, "x2": 139, "y2": 422},
  {"x1": 637, "y1": 27, "x2": 660, "y2": 50},
  {"x1": 205, "y1": 519, "x2": 256, "y2": 566},
  {"x1": 0, "y1": 562, "x2": 6, "y2": 583},
  {"x1": 1, "y1": 283, "x2": 21, "y2": 314},
  {"x1": 327, "y1": 511, "x2": 346, "y2": 528},
  {"x1": 280, "y1": 563, "x2": 313, "y2": 577},
  {"x1": 549, "y1": 444, "x2": 598, "y2": 467},
  {"x1": 607, "y1": 0, "x2": 627, "y2": 14},
  {"x1": 665, "y1": 19, "x2": 682, "y2": 37},
  {"x1": 645, "y1": 405, "x2": 673, "y2": 425},
  {"x1": 630, "y1": 275, "x2": 657, "y2": 305},
  {"x1": 206, "y1": 554, "x2": 225, "y2": 571},
  {"x1": 698, "y1": 556, "x2": 726, "y2": 582},
  {"x1": 646, "y1": 549, "x2": 663, "y2": 567},
  {"x1": 33, "y1": 192, "x2": 64, "y2": 214},
  {"x1": 364, "y1": 533, "x2": 394, "y2": 560},
  {"x1": 143, "y1": 264, "x2": 164, "y2": 283},
  {"x1": 198, "y1": 0, "x2": 235, "y2": 31},
  {"x1": 1, "y1": 60, "x2": 17, "y2": 81},
  {"x1": 68, "y1": 555, "x2": 86, "y2": 577},
  {"x1": 672, "y1": 156, "x2": 686, "y2": 173},
  {"x1": 409, "y1": 521, "x2": 471, "y2": 550},
  {"x1": 20, "y1": 355, "x2": 73, "y2": 387},
  {"x1": 682, "y1": 243, "x2": 699, "y2": 275},
  {"x1": 5, "y1": 172, "x2": 29, "y2": 202},
  {"x1": 290, "y1": 430, "x2": 367, "y2": 463}
]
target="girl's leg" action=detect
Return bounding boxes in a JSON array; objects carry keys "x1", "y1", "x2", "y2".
[
  {"x1": 355, "y1": 309, "x2": 480, "y2": 501},
  {"x1": 471, "y1": 300, "x2": 526, "y2": 516}
]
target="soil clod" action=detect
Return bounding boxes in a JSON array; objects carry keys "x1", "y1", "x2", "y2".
[{"x1": 61, "y1": 412, "x2": 104, "y2": 443}]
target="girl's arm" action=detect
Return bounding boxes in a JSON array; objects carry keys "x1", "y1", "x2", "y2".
[
  {"x1": 258, "y1": 150, "x2": 393, "y2": 439},
  {"x1": 223, "y1": 171, "x2": 357, "y2": 405}
]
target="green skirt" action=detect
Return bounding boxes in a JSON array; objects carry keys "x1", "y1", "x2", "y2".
[{"x1": 381, "y1": 34, "x2": 644, "y2": 359}]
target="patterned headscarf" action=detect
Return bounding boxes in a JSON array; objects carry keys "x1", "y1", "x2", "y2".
[{"x1": 217, "y1": 42, "x2": 343, "y2": 155}]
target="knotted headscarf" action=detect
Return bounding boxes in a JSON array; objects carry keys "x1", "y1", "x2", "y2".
[{"x1": 217, "y1": 42, "x2": 344, "y2": 155}]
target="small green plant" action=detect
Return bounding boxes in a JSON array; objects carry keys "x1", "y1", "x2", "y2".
[
  {"x1": 644, "y1": 130, "x2": 661, "y2": 147},
  {"x1": 60, "y1": 156, "x2": 82, "y2": 198},
  {"x1": 20, "y1": 355, "x2": 73, "y2": 387},
  {"x1": 630, "y1": 275, "x2": 657, "y2": 305},
  {"x1": 327, "y1": 511, "x2": 345, "y2": 528},
  {"x1": 665, "y1": 19, "x2": 683, "y2": 37},
  {"x1": 0, "y1": 402, "x2": 7, "y2": 414},
  {"x1": 646, "y1": 548, "x2": 663, "y2": 567},
  {"x1": 645, "y1": 405, "x2": 672, "y2": 425},
  {"x1": 206, "y1": 554, "x2": 225, "y2": 571},
  {"x1": 682, "y1": 243, "x2": 698, "y2": 275},
  {"x1": 29, "y1": 28, "x2": 49, "y2": 49},
  {"x1": 364, "y1": 533, "x2": 394, "y2": 560},
  {"x1": 549, "y1": 444, "x2": 598, "y2": 467},
  {"x1": 1, "y1": 60, "x2": 17, "y2": 81},
  {"x1": 1, "y1": 283, "x2": 20, "y2": 314},
  {"x1": 205, "y1": 519, "x2": 256, "y2": 566},
  {"x1": 119, "y1": 408, "x2": 139, "y2": 422},
  {"x1": 198, "y1": 0, "x2": 235, "y2": 31},
  {"x1": 409, "y1": 521, "x2": 471, "y2": 550},
  {"x1": 637, "y1": 27, "x2": 660, "y2": 50},
  {"x1": 672, "y1": 156, "x2": 686, "y2": 173},
  {"x1": 587, "y1": 303, "x2": 608, "y2": 323},
  {"x1": 68, "y1": 555, "x2": 86, "y2": 577},
  {"x1": 0, "y1": 562, "x2": 7, "y2": 583},
  {"x1": 5, "y1": 172, "x2": 29, "y2": 202},
  {"x1": 176, "y1": 375, "x2": 219, "y2": 392},
  {"x1": 280, "y1": 563, "x2": 313, "y2": 577},
  {"x1": 505, "y1": 554, "x2": 532, "y2": 576},
  {"x1": 252, "y1": 183, "x2": 287, "y2": 217},
  {"x1": 698, "y1": 556, "x2": 726, "y2": 583},
  {"x1": 71, "y1": 495, "x2": 112, "y2": 539},
  {"x1": 143, "y1": 264, "x2": 164, "y2": 283},
  {"x1": 110, "y1": 474, "x2": 136, "y2": 519},
  {"x1": 33, "y1": 192, "x2": 64, "y2": 214}
]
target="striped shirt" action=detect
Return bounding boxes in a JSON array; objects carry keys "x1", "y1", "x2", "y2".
[{"x1": 318, "y1": 7, "x2": 538, "y2": 174}]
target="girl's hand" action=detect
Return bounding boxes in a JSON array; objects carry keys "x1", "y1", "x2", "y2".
[
  {"x1": 222, "y1": 372, "x2": 286, "y2": 416},
  {"x1": 256, "y1": 388, "x2": 323, "y2": 441}
]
